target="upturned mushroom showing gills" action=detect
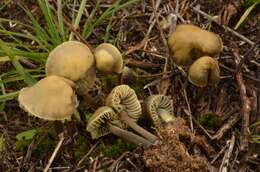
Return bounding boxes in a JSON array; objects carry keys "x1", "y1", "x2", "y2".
[
  {"x1": 18, "y1": 75, "x2": 78, "y2": 121},
  {"x1": 87, "y1": 106, "x2": 152, "y2": 147},
  {"x1": 144, "y1": 95, "x2": 174, "y2": 127},
  {"x1": 168, "y1": 24, "x2": 222, "y2": 66},
  {"x1": 188, "y1": 56, "x2": 220, "y2": 87},
  {"x1": 106, "y1": 85, "x2": 158, "y2": 143},
  {"x1": 94, "y1": 43, "x2": 123, "y2": 74}
]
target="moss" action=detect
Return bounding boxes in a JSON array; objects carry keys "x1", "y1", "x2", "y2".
[
  {"x1": 74, "y1": 135, "x2": 90, "y2": 163},
  {"x1": 199, "y1": 113, "x2": 222, "y2": 129},
  {"x1": 15, "y1": 130, "x2": 56, "y2": 158},
  {"x1": 98, "y1": 139, "x2": 137, "y2": 158}
]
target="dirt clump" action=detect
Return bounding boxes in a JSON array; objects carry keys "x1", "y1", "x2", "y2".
[{"x1": 143, "y1": 117, "x2": 211, "y2": 172}]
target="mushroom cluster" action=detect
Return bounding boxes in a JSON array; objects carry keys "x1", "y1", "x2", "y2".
[
  {"x1": 18, "y1": 40, "x2": 124, "y2": 122},
  {"x1": 168, "y1": 24, "x2": 222, "y2": 87}
]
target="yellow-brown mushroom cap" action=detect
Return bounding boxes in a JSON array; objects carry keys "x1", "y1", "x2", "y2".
[
  {"x1": 46, "y1": 41, "x2": 94, "y2": 81},
  {"x1": 94, "y1": 43, "x2": 123, "y2": 74},
  {"x1": 188, "y1": 56, "x2": 220, "y2": 87},
  {"x1": 86, "y1": 106, "x2": 125, "y2": 139},
  {"x1": 105, "y1": 85, "x2": 141, "y2": 120},
  {"x1": 18, "y1": 75, "x2": 78, "y2": 120},
  {"x1": 168, "y1": 24, "x2": 222, "y2": 66},
  {"x1": 144, "y1": 95, "x2": 174, "y2": 126}
]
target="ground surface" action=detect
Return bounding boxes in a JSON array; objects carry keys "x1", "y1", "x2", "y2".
[{"x1": 0, "y1": 0, "x2": 260, "y2": 171}]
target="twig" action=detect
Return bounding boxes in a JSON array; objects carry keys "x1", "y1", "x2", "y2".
[
  {"x1": 219, "y1": 134, "x2": 235, "y2": 172},
  {"x1": 220, "y1": 63, "x2": 260, "y2": 83},
  {"x1": 212, "y1": 114, "x2": 240, "y2": 140},
  {"x1": 77, "y1": 140, "x2": 100, "y2": 167},
  {"x1": 211, "y1": 144, "x2": 229, "y2": 164},
  {"x1": 109, "y1": 152, "x2": 130, "y2": 172},
  {"x1": 236, "y1": 71, "x2": 251, "y2": 151},
  {"x1": 125, "y1": 59, "x2": 161, "y2": 68},
  {"x1": 183, "y1": 87, "x2": 194, "y2": 133},
  {"x1": 43, "y1": 133, "x2": 64, "y2": 172},
  {"x1": 235, "y1": 39, "x2": 260, "y2": 73},
  {"x1": 191, "y1": 5, "x2": 255, "y2": 45},
  {"x1": 126, "y1": 157, "x2": 142, "y2": 172}
]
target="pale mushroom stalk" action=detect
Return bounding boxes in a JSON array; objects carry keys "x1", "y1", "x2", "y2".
[
  {"x1": 157, "y1": 109, "x2": 174, "y2": 122},
  {"x1": 107, "y1": 123, "x2": 152, "y2": 147},
  {"x1": 119, "y1": 110, "x2": 158, "y2": 143},
  {"x1": 87, "y1": 106, "x2": 153, "y2": 147}
]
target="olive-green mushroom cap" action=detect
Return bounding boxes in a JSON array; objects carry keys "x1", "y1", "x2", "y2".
[
  {"x1": 105, "y1": 85, "x2": 141, "y2": 120},
  {"x1": 168, "y1": 24, "x2": 222, "y2": 66},
  {"x1": 18, "y1": 75, "x2": 78, "y2": 121},
  {"x1": 188, "y1": 56, "x2": 220, "y2": 87},
  {"x1": 144, "y1": 95, "x2": 174, "y2": 126},
  {"x1": 94, "y1": 43, "x2": 123, "y2": 74},
  {"x1": 46, "y1": 41, "x2": 94, "y2": 81},
  {"x1": 86, "y1": 106, "x2": 125, "y2": 139}
]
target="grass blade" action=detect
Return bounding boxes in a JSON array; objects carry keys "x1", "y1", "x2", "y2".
[
  {"x1": 69, "y1": 0, "x2": 88, "y2": 40},
  {"x1": 234, "y1": 1, "x2": 260, "y2": 30},
  {"x1": 0, "y1": 39, "x2": 37, "y2": 86}
]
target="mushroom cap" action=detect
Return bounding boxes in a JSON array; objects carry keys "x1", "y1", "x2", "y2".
[
  {"x1": 86, "y1": 106, "x2": 125, "y2": 139},
  {"x1": 188, "y1": 56, "x2": 220, "y2": 87},
  {"x1": 18, "y1": 75, "x2": 78, "y2": 121},
  {"x1": 168, "y1": 24, "x2": 222, "y2": 66},
  {"x1": 94, "y1": 43, "x2": 123, "y2": 74},
  {"x1": 105, "y1": 85, "x2": 142, "y2": 120},
  {"x1": 144, "y1": 95, "x2": 173, "y2": 126},
  {"x1": 46, "y1": 41, "x2": 94, "y2": 81}
]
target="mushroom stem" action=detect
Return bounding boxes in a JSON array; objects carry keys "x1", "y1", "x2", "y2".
[
  {"x1": 108, "y1": 123, "x2": 152, "y2": 147},
  {"x1": 120, "y1": 111, "x2": 158, "y2": 143},
  {"x1": 157, "y1": 109, "x2": 174, "y2": 122}
]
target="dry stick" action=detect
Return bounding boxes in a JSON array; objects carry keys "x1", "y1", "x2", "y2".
[
  {"x1": 236, "y1": 71, "x2": 251, "y2": 152},
  {"x1": 183, "y1": 87, "x2": 194, "y2": 133},
  {"x1": 257, "y1": 56, "x2": 260, "y2": 157},
  {"x1": 43, "y1": 133, "x2": 65, "y2": 172},
  {"x1": 110, "y1": 151, "x2": 130, "y2": 172},
  {"x1": 77, "y1": 140, "x2": 100, "y2": 167},
  {"x1": 211, "y1": 114, "x2": 240, "y2": 140},
  {"x1": 211, "y1": 144, "x2": 229, "y2": 164},
  {"x1": 219, "y1": 134, "x2": 236, "y2": 172},
  {"x1": 220, "y1": 63, "x2": 260, "y2": 83},
  {"x1": 235, "y1": 39, "x2": 260, "y2": 73},
  {"x1": 191, "y1": 5, "x2": 255, "y2": 46},
  {"x1": 124, "y1": 59, "x2": 161, "y2": 68}
]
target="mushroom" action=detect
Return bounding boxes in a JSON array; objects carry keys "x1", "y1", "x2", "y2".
[
  {"x1": 121, "y1": 66, "x2": 138, "y2": 84},
  {"x1": 87, "y1": 106, "x2": 152, "y2": 147},
  {"x1": 18, "y1": 75, "x2": 78, "y2": 121},
  {"x1": 94, "y1": 43, "x2": 123, "y2": 74},
  {"x1": 188, "y1": 56, "x2": 220, "y2": 87},
  {"x1": 106, "y1": 85, "x2": 158, "y2": 143},
  {"x1": 168, "y1": 24, "x2": 222, "y2": 66},
  {"x1": 45, "y1": 41, "x2": 96, "y2": 103},
  {"x1": 144, "y1": 95, "x2": 174, "y2": 127}
]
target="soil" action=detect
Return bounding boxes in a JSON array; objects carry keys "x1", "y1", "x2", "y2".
[{"x1": 143, "y1": 118, "x2": 212, "y2": 172}]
